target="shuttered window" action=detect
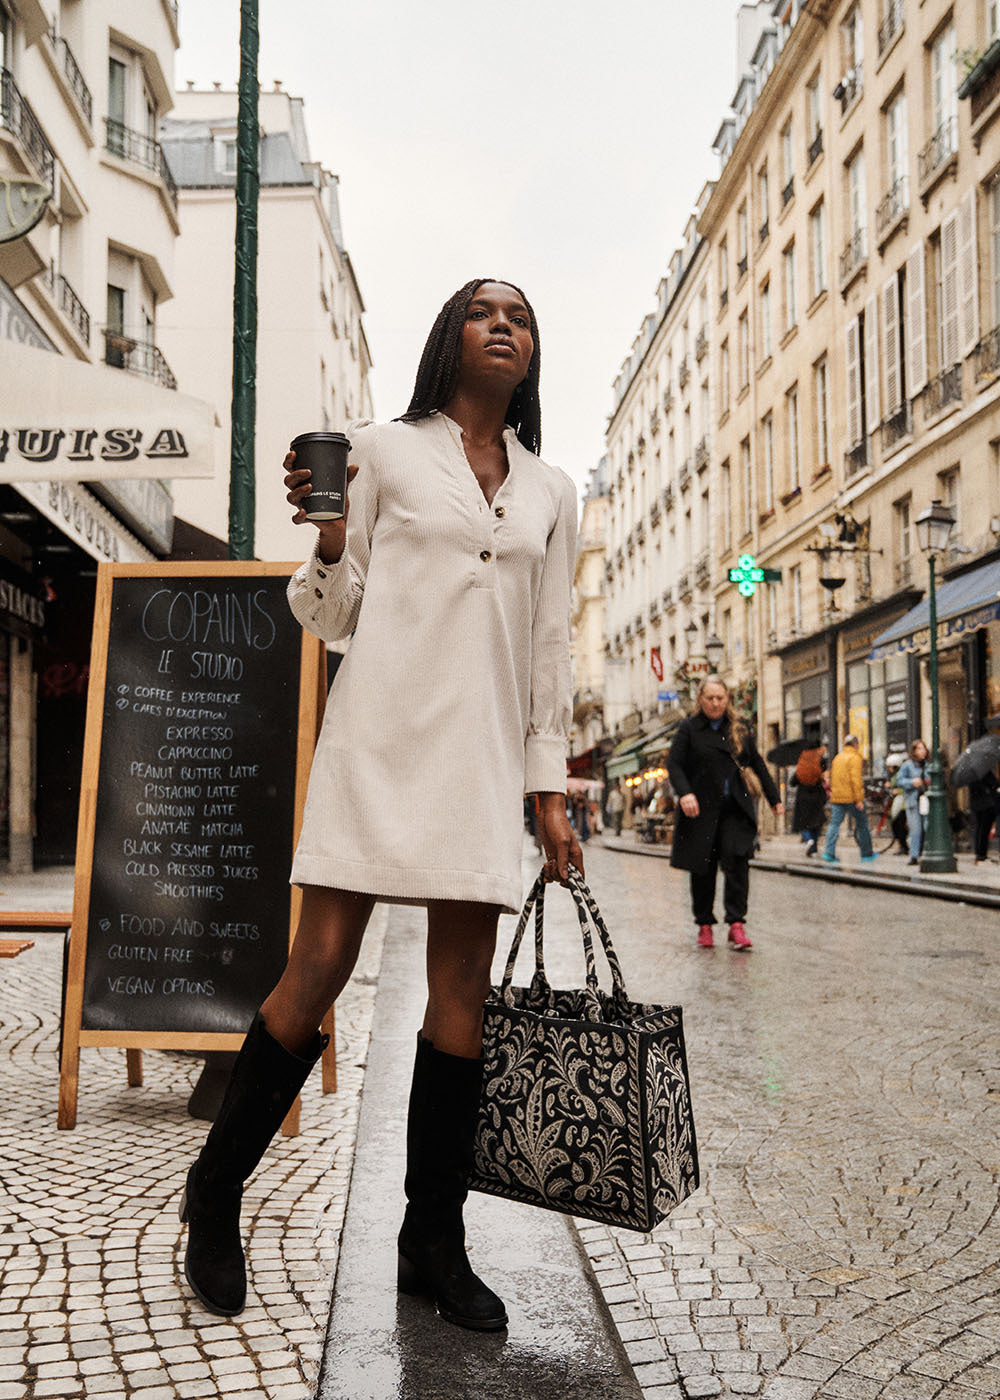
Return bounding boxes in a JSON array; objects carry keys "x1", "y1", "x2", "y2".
[
  {"x1": 845, "y1": 315, "x2": 862, "y2": 447},
  {"x1": 957, "y1": 189, "x2": 979, "y2": 357},
  {"x1": 905, "y1": 243, "x2": 927, "y2": 395},
  {"x1": 939, "y1": 211, "x2": 960, "y2": 369},
  {"x1": 882, "y1": 273, "x2": 902, "y2": 413},
  {"x1": 864, "y1": 295, "x2": 880, "y2": 429}
]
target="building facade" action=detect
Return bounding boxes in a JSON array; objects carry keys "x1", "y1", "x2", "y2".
[
  {"x1": 569, "y1": 458, "x2": 608, "y2": 771},
  {"x1": 0, "y1": 0, "x2": 215, "y2": 868},
  {"x1": 160, "y1": 84, "x2": 373, "y2": 564}
]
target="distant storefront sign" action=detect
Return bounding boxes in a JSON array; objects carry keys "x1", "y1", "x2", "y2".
[
  {"x1": 884, "y1": 679, "x2": 910, "y2": 753},
  {"x1": 0, "y1": 556, "x2": 47, "y2": 639},
  {"x1": 13, "y1": 481, "x2": 154, "y2": 564},
  {"x1": 0, "y1": 341, "x2": 215, "y2": 482}
]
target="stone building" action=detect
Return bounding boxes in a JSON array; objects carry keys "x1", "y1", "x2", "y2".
[
  {"x1": 569, "y1": 458, "x2": 608, "y2": 773},
  {"x1": 160, "y1": 83, "x2": 373, "y2": 564}
]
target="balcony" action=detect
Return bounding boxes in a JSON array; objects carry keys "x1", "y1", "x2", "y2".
[
  {"x1": 917, "y1": 117, "x2": 957, "y2": 196},
  {"x1": 695, "y1": 326, "x2": 708, "y2": 362},
  {"x1": 836, "y1": 64, "x2": 863, "y2": 117},
  {"x1": 677, "y1": 571, "x2": 692, "y2": 600},
  {"x1": 875, "y1": 176, "x2": 908, "y2": 244},
  {"x1": 695, "y1": 553, "x2": 711, "y2": 588},
  {"x1": 663, "y1": 483, "x2": 674, "y2": 512},
  {"x1": 781, "y1": 176, "x2": 794, "y2": 208},
  {"x1": 635, "y1": 612, "x2": 645, "y2": 635},
  {"x1": 838, "y1": 227, "x2": 867, "y2": 290},
  {"x1": 961, "y1": 38, "x2": 1000, "y2": 140},
  {"x1": 678, "y1": 355, "x2": 690, "y2": 389},
  {"x1": 974, "y1": 324, "x2": 1000, "y2": 381},
  {"x1": 759, "y1": 218, "x2": 770, "y2": 245},
  {"x1": 650, "y1": 497, "x2": 661, "y2": 527},
  {"x1": 662, "y1": 384, "x2": 674, "y2": 414},
  {"x1": 49, "y1": 29, "x2": 92, "y2": 124},
  {"x1": 39, "y1": 262, "x2": 90, "y2": 344},
  {"x1": 1, "y1": 69, "x2": 56, "y2": 187},
  {"x1": 662, "y1": 587, "x2": 674, "y2": 610},
  {"x1": 877, "y1": 0, "x2": 903, "y2": 57},
  {"x1": 636, "y1": 520, "x2": 646, "y2": 545},
  {"x1": 649, "y1": 407, "x2": 660, "y2": 436},
  {"x1": 879, "y1": 402, "x2": 912, "y2": 452},
  {"x1": 103, "y1": 331, "x2": 177, "y2": 390},
  {"x1": 105, "y1": 118, "x2": 178, "y2": 207},
  {"x1": 694, "y1": 436, "x2": 709, "y2": 470},
  {"x1": 719, "y1": 286, "x2": 729, "y2": 312},
  {"x1": 737, "y1": 252, "x2": 748, "y2": 279},
  {"x1": 920, "y1": 362, "x2": 961, "y2": 418},
  {"x1": 649, "y1": 599, "x2": 660, "y2": 622},
  {"x1": 844, "y1": 441, "x2": 868, "y2": 477},
  {"x1": 808, "y1": 127, "x2": 823, "y2": 166},
  {"x1": 678, "y1": 458, "x2": 691, "y2": 491}
]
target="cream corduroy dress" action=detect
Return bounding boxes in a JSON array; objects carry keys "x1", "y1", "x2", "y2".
[{"x1": 287, "y1": 413, "x2": 577, "y2": 915}]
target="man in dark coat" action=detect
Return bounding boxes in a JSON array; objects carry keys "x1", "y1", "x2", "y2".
[{"x1": 667, "y1": 678, "x2": 781, "y2": 950}]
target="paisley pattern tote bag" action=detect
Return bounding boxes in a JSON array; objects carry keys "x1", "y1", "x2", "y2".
[{"x1": 470, "y1": 868, "x2": 699, "y2": 1232}]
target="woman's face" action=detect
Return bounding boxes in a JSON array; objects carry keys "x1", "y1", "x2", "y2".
[
  {"x1": 699, "y1": 682, "x2": 729, "y2": 722},
  {"x1": 458, "y1": 283, "x2": 534, "y2": 394},
  {"x1": 913, "y1": 741, "x2": 928, "y2": 761}
]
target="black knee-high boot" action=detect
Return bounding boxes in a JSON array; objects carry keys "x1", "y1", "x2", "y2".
[
  {"x1": 179, "y1": 1013, "x2": 327, "y2": 1316},
  {"x1": 397, "y1": 1033, "x2": 507, "y2": 1331}
]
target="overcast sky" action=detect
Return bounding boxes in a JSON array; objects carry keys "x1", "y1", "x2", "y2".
[{"x1": 177, "y1": 1, "x2": 742, "y2": 495}]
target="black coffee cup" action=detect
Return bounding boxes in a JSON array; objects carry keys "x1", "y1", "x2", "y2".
[{"x1": 290, "y1": 431, "x2": 351, "y2": 521}]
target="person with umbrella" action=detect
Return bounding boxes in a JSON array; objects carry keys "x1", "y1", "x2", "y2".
[{"x1": 950, "y1": 733, "x2": 1000, "y2": 864}]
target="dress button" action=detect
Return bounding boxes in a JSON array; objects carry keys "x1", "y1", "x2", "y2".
[
  {"x1": 480, "y1": 550, "x2": 492, "y2": 562},
  {"x1": 314, "y1": 587, "x2": 323, "y2": 598},
  {"x1": 316, "y1": 568, "x2": 327, "y2": 579},
  {"x1": 495, "y1": 505, "x2": 506, "y2": 518}
]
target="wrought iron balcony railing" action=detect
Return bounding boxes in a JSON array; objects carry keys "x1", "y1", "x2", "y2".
[
  {"x1": 678, "y1": 457, "x2": 691, "y2": 490},
  {"x1": 50, "y1": 30, "x2": 92, "y2": 123},
  {"x1": 694, "y1": 436, "x2": 709, "y2": 470},
  {"x1": 737, "y1": 252, "x2": 748, "y2": 279},
  {"x1": 878, "y1": 0, "x2": 904, "y2": 56},
  {"x1": 695, "y1": 326, "x2": 708, "y2": 361},
  {"x1": 918, "y1": 117, "x2": 957, "y2": 189},
  {"x1": 880, "y1": 403, "x2": 912, "y2": 452},
  {"x1": 678, "y1": 355, "x2": 690, "y2": 388},
  {"x1": 695, "y1": 553, "x2": 711, "y2": 587},
  {"x1": 781, "y1": 176, "x2": 794, "y2": 207},
  {"x1": 974, "y1": 324, "x2": 1000, "y2": 380},
  {"x1": 759, "y1": 218, "x2": 770, "y2": 244},
  {"x1": 839, "y1": 227, "x2": 867, "y2": 286},
  {"x1": 40, "y1": 261, "x2": 90, "y2": 343},
  {"x1": 808, "y1": 128, "x2": 823, "y2": 166},
  {"x1": 662, "y1": 385, "x2": 674, "y2": 413},
  {"x1": 920, "y1": 362, "x2": 961, "y2": 417},
  {"x1": 103, "y1": 330, "x2": 177, "y2": 390},
  {"x1": 719, "y1": 287, "x2": 729, "y2": 311},
  {"x1": 105, "y1": 118, "x2": 178, "y2": 206},
  {"x1": 1, "y1": 68, "x2": 56, "y2": 187},
  {"x1": 876, "y1": 176, "x2": 908, "y2": 236}
]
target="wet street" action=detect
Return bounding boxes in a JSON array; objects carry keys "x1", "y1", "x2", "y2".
[{"x1": 523, "y1": 841, "x2": 1000, "y2": 1399}]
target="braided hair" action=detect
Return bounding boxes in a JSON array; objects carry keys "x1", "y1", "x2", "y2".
[{"x1": 396, "y1": 278, "x2": 542, "y2": 455}]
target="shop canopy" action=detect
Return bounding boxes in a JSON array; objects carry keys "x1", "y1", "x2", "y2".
[
  {"x1": 604, "y1": 733, "x2": 648, "y2": 780},
  {"x1": 638, "y1": 720, "x2": 681, "y2": 761},
  {"x1": 869, "y1": 559, "x2": 1000, "y2": 661}
]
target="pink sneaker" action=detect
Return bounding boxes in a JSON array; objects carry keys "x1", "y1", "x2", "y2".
[
  {"x1": 728, "y1": 921, "x2": 753, "y2": 950},
  {"x1": 697, "y1": 924, "x2": 714, "y2": 948}
]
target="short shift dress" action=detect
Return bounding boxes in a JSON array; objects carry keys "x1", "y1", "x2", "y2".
[{"x1": 287, "y1": 413, "x2": 577, "y2": 915}]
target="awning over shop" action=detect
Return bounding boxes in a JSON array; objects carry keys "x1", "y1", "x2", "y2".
[
  {"x1": 604, "y1": 733, "x2": 647, "y2": 780},
  {"x1": 567, "y1": 746, "x2": 599, "y2": 777},
  {"x1": 869, "y1": 559, "x2": 1000, "y2": 661},
  {"x1": 638, "y1": 720, "x2": 681, "y2": 760}
]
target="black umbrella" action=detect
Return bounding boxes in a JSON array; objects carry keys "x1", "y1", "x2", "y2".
[
  {"x1": 950, "y1": 734, "x2": 1000, "y2": 787},
  {"x1": 767, "y1": 737, "x2": 807, "y2": 766}
]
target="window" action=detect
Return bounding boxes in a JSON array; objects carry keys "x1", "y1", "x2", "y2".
[
  {"x1": 781, "y1": 119, "x2": 794, "y2": 189},
  {"x1": 107, "y1": 56, "x2": 127, "y2": 153},
  {"x1": 841, "y1": 6, "x2": 864, "y2": 85},
  {"x1": 738, "y1": 310, "x2": 750, "y2": 388},
  {"x1": 806, "y1": 71, "x2": 822, "y2": 147},
  {"x1": 721, "y1": 460, "x2": 732, "y2": 550},
  {"x1": 723, "y1": 609, "x2": 732, "y2": 668},
  {"x1": 894, "y1": 496, "x2": 912, "y2": 582},
  {"x1": 768, "y1": 583, "x2": 778, "y2": 640},
  {"x1": 737, "y1": 202, "x2": 749, "y2": 269},
  {"x1": 992, "y1": 177, "x2": 1000, "y2": 328},
  {"x1": 847, "y1": 147, "x2": 866, "y2": 240},
  {"x1": 786, "y1": 384, "x2": 800, "y2": 490},
  {"x1": 105, "y1": 284, "x2": 126, "y2": 367},
  {"x1": 719, "y1": 239, "x2": 729, "y2": 305},
  {"x1": 814, "y1": 356, "x2": 830, "y2": 466},
  {"x1": 701, "y1": 483, "x2": 710, "y2": 551},
  {"x1": 938, "y1": 466, "x2": 960, "y2": 543},
  {"x1": 810, "y1": 201, "x2": 827, "y2": 298},
  {"x1": 783, "y1": 243, "x2": 797, "y2": 331},
  {"x1": 762, "y1": 413, "x2": 775, "y2": 511},
  {"x1": 991, "y1": 0, "x2": 1000, "y2": 42},
  {"x1": 886, "y1": 89, "x2": 908, "y2": 201},
  {"x1": 938, "y1": 210, "x2": 960, "y2": 370},
  {"x1": 0, "y1": 4, "x2": 10, "y2": 71},
  {"x1": 760, "y1": 280, "x2": 772, "y2": 361},
  {"x1": 741, "y1": 436, "x2": 753, "y2": 536},
  {"x1": 758, "y1": 164, "x2": 770, "y2": 239},
  {"x1": 719, "y1": 339, "x2": 730, "y2": 413},
  {"x1": 930, "y1": 24, "x2": 957, "y2": 144},
  {"x1": 215, "y1": 137, "x2": 237, "y2": 175},
  {"x1": 882, "y1": 267, "x2": 905, "y2": 414},
  {"x1": 790, "y1": 564, "x2": 803, "y2": 632}
]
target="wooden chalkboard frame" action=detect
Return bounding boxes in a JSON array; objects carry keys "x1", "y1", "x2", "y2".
[{"x1": 58, "y1": 561, "x2": 332, "y2": 1130}]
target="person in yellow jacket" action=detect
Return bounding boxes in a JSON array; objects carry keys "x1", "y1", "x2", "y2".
[{"x1": 822, "y1": 735, "x2": 878, "y2": 864}]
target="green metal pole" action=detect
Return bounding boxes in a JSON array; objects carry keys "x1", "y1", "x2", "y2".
[
  {"x1": 228, "y1": 0, "x2": 259, "y2": 560},
  {"x1": 920, "y1": 552, "x2": 957, "y2": 873}
]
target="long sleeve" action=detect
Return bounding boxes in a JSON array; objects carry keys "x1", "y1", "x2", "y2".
[
  {"x1": 286, "y1": 423, "x2": 379, "y2": 643},
  {"x1": 747, "y1": 740, "x2": 780, "y2": 806},
  {"x1": 524, "y1": 471, "x2": 578, "y2": 794},
  {"x1": 667, "y1": 722, "x2": 694, "y2": 799}
]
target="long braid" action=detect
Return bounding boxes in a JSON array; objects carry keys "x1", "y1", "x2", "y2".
[{"x1": 396, "y1": 278, "x2": 542, "y2": 455}]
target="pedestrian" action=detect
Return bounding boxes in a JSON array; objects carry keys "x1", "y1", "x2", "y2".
[
  {"x1": 822, "y1": 734, "x2": 878, "y2": 865},
  {"x1": 666, "y1": 676, "x2": 783, "y2": 951},
  {"x1": 895, "y1": 739, "x2": 929, "y2": 866},
  {"x1": 178, "y1": 279, "x2": 583, "y2": 1332},
  {"x1": 606, "y1": 782, "x2": 625, "y2": 836},
  {"x1": 573, "y1": 790, "x2": 591, "y2": 842},
  {"x1": 886, "y1": 752, "x2": 910, "y2": 855},
  {"x1": 790, "y1": 741, "x2": 827, "y2": 856},
  {"x1": 968, "y1": 767, "x2": 1000, "y2": 864}
]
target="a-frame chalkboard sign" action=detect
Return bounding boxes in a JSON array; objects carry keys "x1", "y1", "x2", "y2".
[{"x1": 59, "y1": 561, "x2": 334, "y2": 1130}]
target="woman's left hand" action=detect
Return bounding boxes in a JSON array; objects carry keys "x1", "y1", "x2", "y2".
[
  {"x1": 537, "y1": 792, "x2": 584, "y2": 883},
  {"x1": 773, "y1": 802, "x2": 785, "y2": 815}
]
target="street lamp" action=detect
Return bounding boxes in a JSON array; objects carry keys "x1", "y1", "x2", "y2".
[
  {"x1": 914, "y1": 499, "x2": 956, "y2": 874},
  {"x1": 705, "y1": 631, "x2": 724, "y2": 672}
]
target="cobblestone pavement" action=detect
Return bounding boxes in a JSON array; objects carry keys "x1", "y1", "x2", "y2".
[
  {"x1": 0, "y1": 867, "x2": 387, "y2": 1400},
  {"x1": 530, "y1": 842, "x2": 1000, "y2": 1400}
]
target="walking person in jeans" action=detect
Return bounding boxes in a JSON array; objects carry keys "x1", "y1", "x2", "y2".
[
  {"x1": 823, "y1": 735, "x2": 878, "y2": 865},
  {"x1": 895, "y1": 738, "x2": 929, "y2": 866}
]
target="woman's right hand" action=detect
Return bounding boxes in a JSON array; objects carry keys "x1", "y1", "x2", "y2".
[
  {"x1": 679, "y1": 793, "x2": 699, "y2": 819},
  {"x1": 283, "y1": 450, "x2": 358, "y2": 565}
]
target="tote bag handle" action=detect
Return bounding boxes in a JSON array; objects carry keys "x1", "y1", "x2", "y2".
[{"x1": 499, "y1": 866, "x2": 631, "y2": 1019}]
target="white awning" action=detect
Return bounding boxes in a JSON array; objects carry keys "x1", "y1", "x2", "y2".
[{"x1": 0, "y1": 340, "x2": 215, "y2": 481}]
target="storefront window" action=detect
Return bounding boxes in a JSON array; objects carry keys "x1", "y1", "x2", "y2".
[
  {"x1": 858, "y1": 654, "x2": 911, "y2": 775},
  {"x1": 985, "y1": 621, "x2": 1000, "y2": 725}
]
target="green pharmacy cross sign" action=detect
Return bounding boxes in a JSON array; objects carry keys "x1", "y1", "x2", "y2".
[{"x1": 729, "y1": 553, "x2": 782, "y2": 597}]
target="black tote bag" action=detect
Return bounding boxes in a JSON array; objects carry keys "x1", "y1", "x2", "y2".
[{"x1": 470, "y1": 868, "x2": 699, "y2": 1232}]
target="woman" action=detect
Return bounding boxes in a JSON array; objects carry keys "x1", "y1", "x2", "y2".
[
  {"x1": 896, "y1": 739, "x2": 929, "y2": 866},
  {"x1": 968, "y1": 767, "x2": 1000, "y2": 864},
  {"x1": 179, "y1": 279, "x2": 582, "y2": 1332},
  {"x1": 667, "y1": 677, "x2": 782, "y2": 950},
  {"x1": 790, "y1": 742, "x2": 827, "y2": 856}
]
